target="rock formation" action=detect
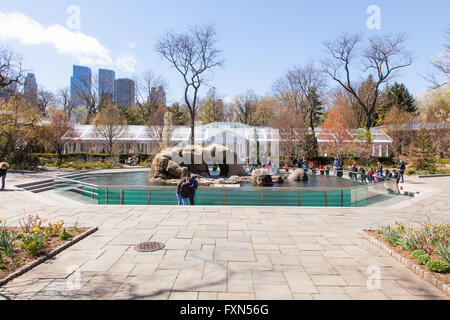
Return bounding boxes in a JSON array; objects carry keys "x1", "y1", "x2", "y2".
[
  {"x1": 251, "y1": 169, "x2": 274, "y2": 186},
  {"x1": 148, "y1": 144, "x2": 247, "y2": 183},
  {"x1": 287, "y1": 169, "x2": 308, "y2": 182}
]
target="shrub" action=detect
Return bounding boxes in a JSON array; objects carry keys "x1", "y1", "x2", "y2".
[
  {"x1": 435, "y1": 243, "x2": 450, "y2": 263},
  {"x1": 416, "y1": 254, "x2": 430, "y2": 265},
  {"x1": 19, "y1": 215, "x2": 46, "y2": 234},
  {"x1": 425, "y1": 260, "x2": 450, "y2": 273},
  {"x1": 412, "y1": 250, "x2": 426, "y2": 260}
]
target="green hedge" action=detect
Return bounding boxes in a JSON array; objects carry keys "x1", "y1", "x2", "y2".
[{"x1": 36, "y1": 153, "x2": 155, "y2": 164}]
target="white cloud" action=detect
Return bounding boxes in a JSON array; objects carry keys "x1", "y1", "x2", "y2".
[
  {"x1": 0, "y1": 11, "x2": 137, "y2": 73},
  {"x1": 0, "y1": 11, "x2": 112, "y2": 66},
  {"x1": 116, "y1": 53, "x2": 137, "y2": 73}
]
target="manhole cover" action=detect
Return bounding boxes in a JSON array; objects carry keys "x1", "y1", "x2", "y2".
[{"x1": 134, "y1": 242, "x2": 165, "y2": 252}]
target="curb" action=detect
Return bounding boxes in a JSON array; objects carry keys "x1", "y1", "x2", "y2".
[
  {"x1": 418, "y1": 174, "x2": 450, "y2": 178},
  {"x1": 0, "y1": 227, "x2": 98, "y2": 288},
  {"x1": 359, "y1": 230, "x2": 449, "y2": 297}
]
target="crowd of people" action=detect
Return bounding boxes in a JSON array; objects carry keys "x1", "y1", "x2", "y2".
[{"x1": 282, "y1": 156, "x2": 407, "y2": 195}]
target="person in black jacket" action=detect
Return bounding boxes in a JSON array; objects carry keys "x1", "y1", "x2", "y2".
[
  {"x1": 189, "y1": 175, "x2": 199, "y2": 205},
  {"x1": 179, "y1": 177, "x2": 192, "y2": 205},
  {"x1": 0, "y1": 163, "x2": 8, "y2": 190},
  {"x1": 398, "y1": 160, "x2": 406, "y2": 183}
]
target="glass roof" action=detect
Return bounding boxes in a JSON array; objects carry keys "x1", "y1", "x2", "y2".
[{"x1": 69, "y1": 124, "x2": 392, "y2": 144}]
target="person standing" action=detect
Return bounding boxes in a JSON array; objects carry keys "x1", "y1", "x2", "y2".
[
  {"x1": 189, "y1": 175, "x2": 199, "y2": 205},
  {"x1": 176, "y1": 177, "x2": 184, "y2": 205},
  {"x1": 0, "y1": 163, "x2": 8, "y2": 190},
  {"x1": 393, "y1": 169, "x2": 401, "y2": 195},
  {"x1": 180, "y1": 177, "x2": 192, "y2": 205},
  {"x1": 333, "y1": 157, "x2": 339, "y2": 176},
  {"x1": 359, "y1": 166, "x2": 366, "y2": 183},
  {"x1": 398, "y1": 160, "x2": 406, "y2": 183},
  {"x1": 377, "y1": 161, "x2": 383, "y2": 173}
]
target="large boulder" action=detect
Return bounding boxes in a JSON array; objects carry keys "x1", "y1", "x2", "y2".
[
  {"x1": 288, "y1": 169, "x2": 308, "y2": 182},
  {"x1": 272, "y1": 176, "x2": 284, "y2": 184},
  {"x1": 251, "y1": 169, "x2": 274, "y2": 186},
  {"x1": 148, "y1": 144, "x2": 247, "y2": 182}
]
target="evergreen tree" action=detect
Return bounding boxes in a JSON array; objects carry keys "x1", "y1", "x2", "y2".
[
  {"x1": 167, "y1": 102, "x2": 188, "y2": 125},
  {"x1": 199, "y1": 88, "x2": 223, "y2": 124},
  {"x1": 302, "y1": 132, "x2": 318, "y2": 158},
  {"x1": 412, "y1": 128, "x2": 436, "y2": 172},
  {"x1": 376, "y1": 83, "x2": 417, "y2": 125}
]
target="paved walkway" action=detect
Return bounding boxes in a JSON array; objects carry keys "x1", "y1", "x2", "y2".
[{"x1": 0, "y1": 172, "x2": 448, "y2": 300}]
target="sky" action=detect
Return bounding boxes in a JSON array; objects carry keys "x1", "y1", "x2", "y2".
[{"x1": 0, "y1": 0, "x2": 449, "y2": 105}]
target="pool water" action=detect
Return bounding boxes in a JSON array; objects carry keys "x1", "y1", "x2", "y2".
[
  {"x1": 53, "y1": 170, "x2": 407, "y2": 207},
  {"x1": 66, "y1": 171, "x2": 363, "y2": 188}
]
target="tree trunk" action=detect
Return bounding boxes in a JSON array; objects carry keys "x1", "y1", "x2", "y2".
[{"x1": 190, "y1": 112, "x2": 195, "y2": 146}]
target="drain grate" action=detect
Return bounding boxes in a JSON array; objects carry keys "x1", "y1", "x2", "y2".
[{"x1": 134, "y1": 242, "x2": 165, "y2": 252}]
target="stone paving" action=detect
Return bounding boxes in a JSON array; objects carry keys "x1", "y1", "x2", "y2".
[{"x1": 0, "y1": 172, "x2": 449, "y2": 300}]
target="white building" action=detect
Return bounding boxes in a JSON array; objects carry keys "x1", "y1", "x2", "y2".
[{"x1": 65, "y1": 122, "x2": 393, "y2": 159}]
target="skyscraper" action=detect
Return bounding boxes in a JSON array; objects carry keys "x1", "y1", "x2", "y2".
[
  {"x1": 24, "y1": 73, "x2": 38, "y2": 108},
  {"x1": 98, "y1": 69, "x2": 115, "y2": 101},
  {"x1": 70, "y1": 65, "x2": 91, "y2": 107},
  {"x1": 148, "y1": 86, "x2": 166, "y2": 107},
  {"x1": 114, "y1": 78, "x2": 135, "y2": 108}
]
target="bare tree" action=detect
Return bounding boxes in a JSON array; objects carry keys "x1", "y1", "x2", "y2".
[
  {"x1": 73, "y1": 74, "x2": 109, "y2": 123},
  {"x1": 323, "y1": 33, "x2": 413, "y2": 130},
  {"x1": 271, "y1": 73, "x2": 305, "y2": 113},
  {"x1": 427, "y1": 27, "x2": 450, "y2": 88},
  {"x1": 146, "y1": 106, "x2": 167, "y2": 154},
  {"x1": 37, "y1": 89, "x2": 55, "y2": 116},
  {"x1": 0, "y1": 47, "x2": 24, "y2": 89},
  {"x1": 57, "y1": 87, "x2": 74, "y2": 117},
  {"x1": 230, "y1": 90, "x2": 260, "y2": 125},
  {"x1": 287, "y1": 63, "x2": 327, "y2": 131},
  {"x1": 135, "y1": 70, "x2": 168, "y2": 122},
  {"x1": 44, "y1": 110, "x2": 76, "y2": 165},
  {"x1": 155, "y1": 24, "x2": 223, "y2": 145},
  {"x1": 92, "y1": 100, "x2": 127, "y2": 155}
]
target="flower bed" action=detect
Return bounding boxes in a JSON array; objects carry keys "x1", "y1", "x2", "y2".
[
  {"x1": 0, "y1": 215, "x2": 88, "y2": 282},
  {"x1": 367, "y1": 221, "x2": 449, "y2": 284},
  {"x1": 46, "y1": 161, "x2": 122, "y2": 170}
]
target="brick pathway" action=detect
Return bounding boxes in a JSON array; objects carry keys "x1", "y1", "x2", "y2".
[{"x1": 0, "y1": 173, "x2": 448, "y2": 300}]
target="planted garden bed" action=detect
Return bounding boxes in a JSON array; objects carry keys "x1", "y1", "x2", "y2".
[
  {"x1": 367, "y1": 221, "x2": 449, "y2": 285},
  {"x1": 0, "y1": 215, "x2": 89, "y2": 282}
]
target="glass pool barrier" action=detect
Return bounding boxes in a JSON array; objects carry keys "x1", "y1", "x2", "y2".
[{"x1": 53, "y1": 175, "x2": 399, "y2": 207}]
